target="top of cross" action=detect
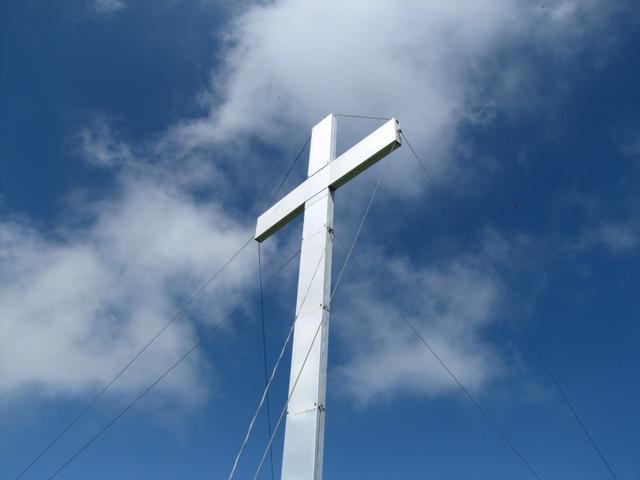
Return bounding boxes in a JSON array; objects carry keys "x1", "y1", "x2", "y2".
[{"x1": 255, "y1": 114, "x2": 401, "y2": 242}]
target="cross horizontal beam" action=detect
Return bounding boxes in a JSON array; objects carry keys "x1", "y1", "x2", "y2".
[{"x1": 255, "y1": 118, "x2": 401, "y2": 242}]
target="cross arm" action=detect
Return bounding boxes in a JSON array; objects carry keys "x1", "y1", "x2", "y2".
[{"x1": 255, "y1": 118, "x2": 401, "y2": 242}]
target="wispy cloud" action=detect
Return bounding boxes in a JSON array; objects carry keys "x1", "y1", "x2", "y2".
[
  {"x1": 553, "y1": 186, "x2": 640, "y2": 256},
  {"x1": 575, "y1": 222, "x2": 640, "y2": 253},
  {"x1": 333, "y1": 249, "x2": 504, "y2": 404},
  {"x1": 0, "y1": 0, "x2": 621, "y2": 407},
  {"x1": 92, "y1": 0, "x2": 126, "y2": 15},
  {"x1": 76, "y1": 116, "x2": 134, "y2": 168},
  {"x1": 611, "y1": 123, "x2": 640, "y2": 160}
]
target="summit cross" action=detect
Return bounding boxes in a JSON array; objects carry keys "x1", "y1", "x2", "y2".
[{"x1": 255, "y1": 113, "x2": 402, "y2": 480}]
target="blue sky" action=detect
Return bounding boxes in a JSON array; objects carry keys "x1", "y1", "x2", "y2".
[{"x1": 1, "y1": 1, "x2": 639, "y2": 479}]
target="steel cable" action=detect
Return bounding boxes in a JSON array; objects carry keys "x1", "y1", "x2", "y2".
[
  {"x1": 400, "y1": 129, "x2": 619, "y2": 480},
  {"x1": 15, "y1": 236, "x2": 253, "y2": 480},
  {"x1": 250, "y1": 154, "x2": 391, "y2": 480},
  {"x1": 332, "y1": 232, "x2": 542, "y2": 480},
  {"x1": 257, "y1": 243, "x2": 275, "y2": 480},
  {"x1": 44, "y1": 247, "x2": 301, "y2": 480},
  {"x1": 227, "y1": 240, "x2": 329, "y2": 480},
  {"x1": 14, "y1": 134, "x2": 313, "y2": 480}
]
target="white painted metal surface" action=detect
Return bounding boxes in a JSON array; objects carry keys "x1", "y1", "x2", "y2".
[
  {"x1": 255, "y1": 113, "x2": 401, "y2": 480},
  {"x1": 255, "y1": 117, "x2": 401, "y2": 242}
]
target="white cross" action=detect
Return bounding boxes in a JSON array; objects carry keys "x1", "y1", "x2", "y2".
[{"x1": 255, "y1": 113, "x2": 401, "y2": 479}]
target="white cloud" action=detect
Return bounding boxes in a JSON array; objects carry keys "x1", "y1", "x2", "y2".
[
  {"x1": 168, "y1": 0, "x2": 611, "y2": 195},
  {"x1": 1, "y1": 0, "x2": 618, "y2": 407},
  {"x1": 333, "y1": 251, "x2": 503, "y2": 404},
  {"x1": 93, "y1": 0, "x2": 126, "y2": 15},
  {"x1": 0, "y1": 157, "x2": 255, "y2": 403}
]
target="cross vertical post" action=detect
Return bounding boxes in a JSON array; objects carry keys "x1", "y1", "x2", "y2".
[
  {"x1": 255, "y1": 113, "x2": 401, "y2": 479},
  {"x1": 280, "y1": 114, "x2": 335, "y2": 479}
]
